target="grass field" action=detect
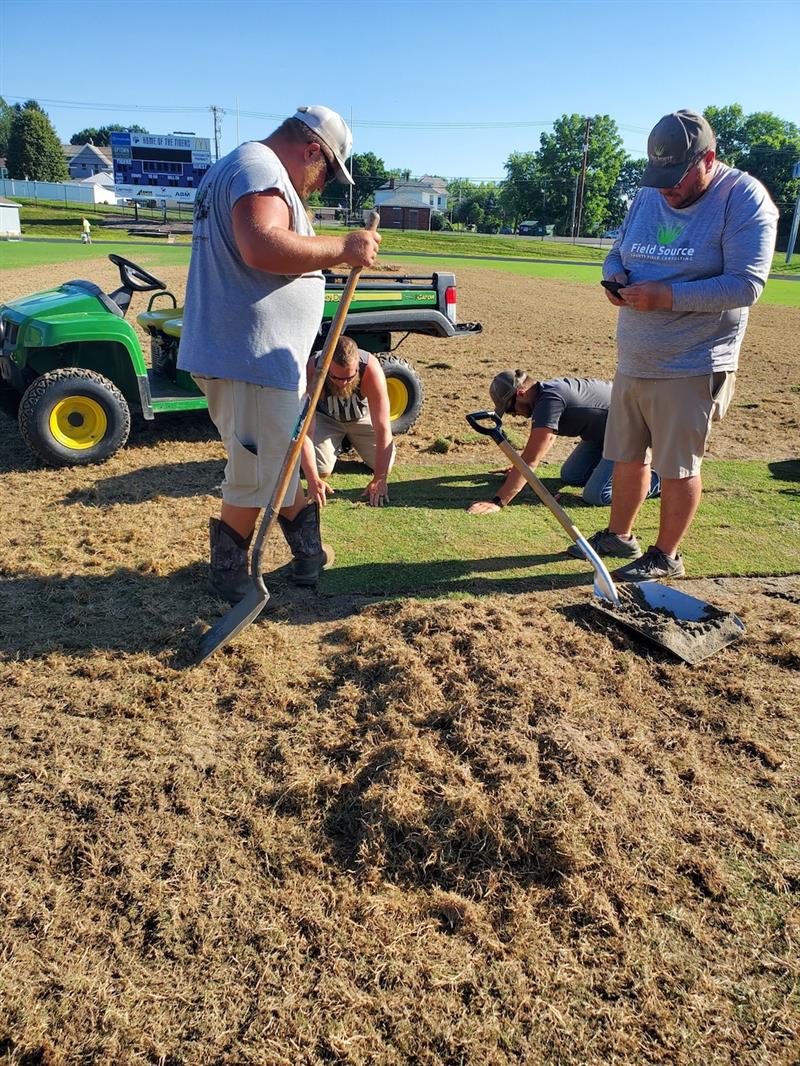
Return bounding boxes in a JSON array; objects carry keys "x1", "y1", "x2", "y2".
[
  {"x1": 5, "y1": 197, "x2": 799, "y2": 276},
  {"x1": 2, "y1": 240, "x2": 797, "y2": 308}
]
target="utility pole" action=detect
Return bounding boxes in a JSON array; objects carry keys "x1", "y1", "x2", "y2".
[
  {"x1": 349, "y1": 106, "x2": 354, "y2": 220},
  {"x1": 785, "y1": 160, "x2": 800, "y2": 264},
  {"x1": 570, "y1": 169, "x2": 580, "y2": 240},
  {"x1": 574, "y1": 116, "x2": 592, "y2": 240},
  {"x1": 210, "y1": 105, "x2": 223, "y2": 162}
]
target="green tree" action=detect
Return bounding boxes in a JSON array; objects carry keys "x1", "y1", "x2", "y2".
[
  {"x1": 0, "y1": 96, "x2": 13, "y2": 157},
  {"x1": 70, "y1": 123, "x2": 149, "y2": 146},
  {"x1": 535, "y1": 114, "x2": 627, "y2": 235},
  {"x1": 606, "y1": 158, "x2": 647, "y2": 226},
  {"x1": 448, "y1": 179, "x2": 504, "y2": 230},
  {"x1": 6, "y1": 105, "x2": 69, "y2": 181},
  {"x1": 499, "y1": 151, "x2": 540, "y2": 227},
  {"x1": 704, "y1": 104, "x2": 800, "y2": 233},
  {"x1": 325, "y1": 151, "x2": 389, "y2": 211}
]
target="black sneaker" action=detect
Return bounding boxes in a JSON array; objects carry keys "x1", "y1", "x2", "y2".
[
  {"x1": 566, "y1": 528, "x2": 642, "y2": 560},
  {"x1": 613, "y1": 545, "x2": 685, "y2": 581}
]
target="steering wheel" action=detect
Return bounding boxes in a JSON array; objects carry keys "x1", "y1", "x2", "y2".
[{"x1": 108, "y1": 253, "x2": 166, "y2": 293}]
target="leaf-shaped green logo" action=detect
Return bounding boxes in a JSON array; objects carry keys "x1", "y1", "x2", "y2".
[{"x1": 657, "y1": 223, "x2": 685, "y2": 245}]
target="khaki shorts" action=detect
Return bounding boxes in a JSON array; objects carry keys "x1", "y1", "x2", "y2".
[
  {"x1": 312, "y1": 409, "x2": 396, "y2": 476},
  {"x1": 194, "y1": 376, "x2": 303, "y2": 508},
  {"x1": 604, "y1": 371, "x2": 736, "y2": 479}
]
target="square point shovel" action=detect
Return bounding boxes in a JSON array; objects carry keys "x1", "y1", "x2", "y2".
[
  {"x1": 465, "y1": 411, "x2": 744, "y2": 665},
  {"x1": 197, "y1": 212, "x2": 381, "y2": 663}
]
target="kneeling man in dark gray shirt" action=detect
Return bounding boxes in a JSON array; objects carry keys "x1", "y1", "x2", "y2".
[{"x1": 467, "y1": 370, "x2": 660, "y2": 514}]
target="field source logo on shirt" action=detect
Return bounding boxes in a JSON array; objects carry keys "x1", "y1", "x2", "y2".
[{"x1": 631, "y1": 222, "x2": 694, "y2": 261}]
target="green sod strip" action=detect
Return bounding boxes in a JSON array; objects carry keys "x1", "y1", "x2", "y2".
[
  {"x1": 306, "y1": 459, "x2": 800, "y2": 598},
  {"x1": 0, "y1": 241, "x2": 191, "y2": 270}
]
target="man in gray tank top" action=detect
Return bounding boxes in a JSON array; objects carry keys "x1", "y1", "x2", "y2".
[
  {"x1": 302, "y1": 336, "x2": 396, "y2": 507},
  {"x1": 579, "y1": 109, "x2": 778, "y2": 581},
  {"x1": 177, "y1": 105, "x2": 381, "y2": 604}
]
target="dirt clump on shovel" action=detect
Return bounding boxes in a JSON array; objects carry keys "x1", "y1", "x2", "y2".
[{"x1": 601, "y1": 583, "x2": 744, "y2": 662}]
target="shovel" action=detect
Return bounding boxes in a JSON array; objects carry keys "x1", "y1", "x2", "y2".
[
  {"x1": 198, "y1": 212, "x2": 381, "y2": 663},
  {"x1": 465, "y1": 411, "x2": 745, "y2": 665}
]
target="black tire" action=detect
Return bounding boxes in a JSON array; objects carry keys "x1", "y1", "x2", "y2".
[
  {"x1": 378, "y1": 354, "x2": 424, "y2": 435},
  {"x1": 19, "y1": 368, "x2": 131, "y2": 467}
]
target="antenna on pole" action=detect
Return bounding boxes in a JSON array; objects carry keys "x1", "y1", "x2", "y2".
[
  {"x1": 236, "y1": 98, "x2": 240, "y2": 146},
  {"x1": 210, "y1": 105, "x2": 223, "y2": 162}
]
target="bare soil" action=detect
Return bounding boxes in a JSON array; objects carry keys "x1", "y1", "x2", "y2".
[{"x1": 1, "y1": 260, "x2": 798, "y2": 1064}]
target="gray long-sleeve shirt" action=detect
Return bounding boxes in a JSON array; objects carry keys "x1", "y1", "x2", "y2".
[{"x1": 604, "y1": 163, "x2": 778, "y2": 377}]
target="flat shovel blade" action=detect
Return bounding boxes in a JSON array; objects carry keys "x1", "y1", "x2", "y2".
[
  {"x1": 197, "y1": 585, "x2": 270, "y2": 664},
  {"x1": 592, "y1": 580, "x2": 745, "y2": 665}
]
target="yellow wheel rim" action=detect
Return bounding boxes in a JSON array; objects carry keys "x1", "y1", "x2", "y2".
[
  {"x1": 386, "y1": 377, "x2": 410, "y2": 422},
  {"x1": 49, "y1": 396, "x2": 108, "y2": 450}
]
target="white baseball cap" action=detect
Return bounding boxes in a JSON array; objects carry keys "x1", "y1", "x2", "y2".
[{"x1": 293, "y1": 105, "x2": 354, "y2": 186}]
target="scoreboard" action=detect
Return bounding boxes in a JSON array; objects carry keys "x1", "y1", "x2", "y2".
[{"x1": 111, "y1": 131, "x2": 212, "y2": 204}]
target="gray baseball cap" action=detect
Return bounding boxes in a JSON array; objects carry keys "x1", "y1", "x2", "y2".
[
  {"x1": 293, "y1": 105, "x2": 354, "y2": 186},
  {"x1": 641, "y1": 110, "x2": 715, "y2": 189},
  {"x1": 490, "y1": 369, "x2": 529, "y2": 417}
]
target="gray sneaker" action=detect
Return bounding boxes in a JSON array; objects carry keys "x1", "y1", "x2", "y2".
[
  {"x1": 613, "y1": 545, "x2": 685, "y2": 582},
  {"x1": 566, "y1": 528, "x2": 642, "y2": 560}
]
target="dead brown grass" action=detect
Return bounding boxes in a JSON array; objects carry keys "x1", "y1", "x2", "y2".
[{"x1": 1, "y1": 261, "x2": 799, "y2": 1064}]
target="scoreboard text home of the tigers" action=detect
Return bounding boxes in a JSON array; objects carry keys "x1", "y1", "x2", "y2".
[{"x1": 110, "y1": 132, "x2": 212, "y2": 203}]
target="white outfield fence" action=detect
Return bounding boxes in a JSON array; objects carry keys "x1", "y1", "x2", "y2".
[{"x1": 0, "y1": 178, "x2": 118, "y2": 205}]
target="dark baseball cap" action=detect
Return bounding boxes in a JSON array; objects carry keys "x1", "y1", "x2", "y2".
[
  {"x1": 640, "y1": 110, "x2": 715, "y2": 189},
  {"x1": 490, "y1": 369, "x2": 529, "y2": 416}
]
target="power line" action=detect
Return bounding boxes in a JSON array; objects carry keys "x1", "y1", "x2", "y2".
[{"x1": 5, "y1": 94, "x2": 653, "y2": 132}]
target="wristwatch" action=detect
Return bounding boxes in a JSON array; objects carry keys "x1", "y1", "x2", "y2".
[{"x1": 491, "y1": 495, "x2": 505, "y2": 508}]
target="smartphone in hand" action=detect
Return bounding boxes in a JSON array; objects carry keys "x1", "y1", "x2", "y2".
[{"x1": 601, "y1": 279, "x2": 625, "y2": 297}]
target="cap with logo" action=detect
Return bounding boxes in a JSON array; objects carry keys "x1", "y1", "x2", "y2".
[
  {"x1": 640, "y1": 110, "x2": 715, "y2": 189},
  {"x1": 293, "y1": 105, "x2": 354, "y2": 186},
  {"x1": 490, "y1": 369, "x2": 530, "y2": 417}
]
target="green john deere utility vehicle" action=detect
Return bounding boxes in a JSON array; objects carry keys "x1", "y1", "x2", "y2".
[{"x1": 0, "y1": 254, "x2": 481, "y2": 466}]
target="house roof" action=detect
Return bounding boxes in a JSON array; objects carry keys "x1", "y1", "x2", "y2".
[
  {"x1": 77, "y1": 172, "x2": 115, "y2": 186},
  {"x1": 377, "y1": 194, "x2": 434, "y2": 209},
  {"x1": 377, "y1": 177, "x2": 447, "y2": 192},
  {"x1": 418, "y1": 174, "x2": 448, "y2": 189},
  {"x1": 63, "y1": 144, "x2": 113, "y2": 164}
]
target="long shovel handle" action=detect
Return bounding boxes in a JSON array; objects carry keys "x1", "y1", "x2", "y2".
[
  {"x1": 466, "y1": 411, "x2": 619, "y2": 603},
  {"x1": 249, "y1": 211, "x2": 381, "y2": 591}
]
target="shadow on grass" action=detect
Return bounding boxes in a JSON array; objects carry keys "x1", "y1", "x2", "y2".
[
  {"x1": 333, "y1": 467, "x2": 569, "y2": 511},
  {"x1": 61, "y1": 459, "x2": 224, "y2": 506},
  {"x1": 128, "y1": 410, "x2": 219, "y2": 449},
  {"x1": 769, "y1": 459, "x2": 799, "y2": 483},
  {"x1": 0, "y1": 393, "x2": 37, "y2": 474},
  {"x1": 319, "y1": 552, "x2": 594, "y2": 600},
  {"x1": 0, "y1": 553, "x2": 594, "y2": 661}
]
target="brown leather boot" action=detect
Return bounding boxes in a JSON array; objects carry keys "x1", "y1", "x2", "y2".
[
  {"x1": 277, "y1": 502, "x2": 335, "y2": 586},
  {"x1": 208, "y1": 518, "x2": 253, "y2": 604}
]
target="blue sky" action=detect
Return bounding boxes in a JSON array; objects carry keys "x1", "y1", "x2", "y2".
[{"x1": 2, "y1": 0, "x2": 798, "y2": 180}]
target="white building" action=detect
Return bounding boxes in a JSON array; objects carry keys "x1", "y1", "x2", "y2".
[
  {"x1": 0, "y1": 198, "x2": 22, "y2": 237},
  {"x1": 63, "y1": 144, "x2": 113, "y2": 181},
  {"x1": 375, "y1": 175, "x2": 448, "y2": 214}
]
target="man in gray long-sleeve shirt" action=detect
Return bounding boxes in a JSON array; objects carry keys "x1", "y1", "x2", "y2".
[{"x1": 579, "y1": 109, "x2": 778, "y2": 581}]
